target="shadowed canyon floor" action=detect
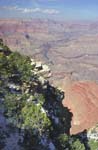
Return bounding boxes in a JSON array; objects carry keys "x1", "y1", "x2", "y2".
[{"x1": 1, "y1": 19, "x2": 98, "y2": 134}]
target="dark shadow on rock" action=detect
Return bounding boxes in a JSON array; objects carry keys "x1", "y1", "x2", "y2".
[
  {"x1": 41, "y1": 83, "x2": 73, "y2": 148},
  {"x1": 61, "y1": 106, "x2": 73, "y2": 135}
]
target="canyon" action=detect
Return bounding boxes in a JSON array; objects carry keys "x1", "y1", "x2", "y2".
[{"x1": 0, "y1": 19, "x2": 98, "y2": 134}]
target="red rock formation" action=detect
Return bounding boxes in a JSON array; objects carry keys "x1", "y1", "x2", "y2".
[{"x1": 62, "y1": 78, "x2": 98, "y2": 134}]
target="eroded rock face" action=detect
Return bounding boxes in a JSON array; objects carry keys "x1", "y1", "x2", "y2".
[{"x1": 62, "y1": 78, "x2": 98, "y2": 134}]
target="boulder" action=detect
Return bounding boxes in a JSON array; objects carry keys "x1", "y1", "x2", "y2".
[
  {"x1": 35, "y1": 61, "x2": 42, "y2": 70},
  {"x1": 42, "y1": 64, "x2": 50, "y2": 73}
]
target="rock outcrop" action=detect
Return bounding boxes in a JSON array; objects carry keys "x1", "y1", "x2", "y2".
[
  {"x1": 31, "y1": 58, "x2": 51, "y2": 79},
  {"x1": 62, "y1": 76, "x2": 98, "y2": 134}
]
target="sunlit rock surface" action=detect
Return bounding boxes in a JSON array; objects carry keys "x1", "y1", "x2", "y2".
[{"x1": 62, "y1": 77, "x2": 98, "y2": 134}]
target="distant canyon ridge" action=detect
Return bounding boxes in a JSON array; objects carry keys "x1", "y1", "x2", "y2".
[{"x1": 0, "y1": 19, "x2": 98, "y2": 134}]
